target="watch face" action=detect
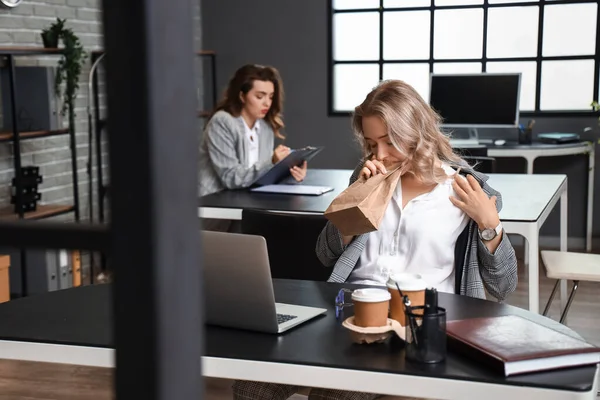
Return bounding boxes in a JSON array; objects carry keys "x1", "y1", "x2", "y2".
[
  {"x1": 0, "y1": 0, "x2": 22, "y2": 7},
  {"x1": 481, "y1": 228, "x2": 496, "y2": 241}
]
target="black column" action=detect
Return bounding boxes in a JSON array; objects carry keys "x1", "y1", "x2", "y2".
[{"x1": 101, "y1": 0, "x2": 203, "y2": 399}]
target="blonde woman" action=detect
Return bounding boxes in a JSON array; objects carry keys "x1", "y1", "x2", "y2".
[
  {"x1": 317, "y1": 79, "x2": 517, "y2": 301},
  {"x1": 232, "y1": 80, "x2": 518, "y2": 400}
]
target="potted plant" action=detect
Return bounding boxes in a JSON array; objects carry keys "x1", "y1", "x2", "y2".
[
  {"x1": 54, "y1": 26, "x2": 87, "y2": 118},
  {"x1": 40, "y1": 18, "x2": 65, "y2": 48}
]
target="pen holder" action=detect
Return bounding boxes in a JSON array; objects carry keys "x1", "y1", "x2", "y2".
[
  {"x1": 518, "y1": 128, "x2": 532, "y2": 145},
  {"x1": 404, "y1": 306, "x2": 447, "y2": 364}
]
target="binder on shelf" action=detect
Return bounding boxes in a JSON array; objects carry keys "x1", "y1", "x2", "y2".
[{"x1": 72, "y1": 250, "x2": 81, "y2": 287}]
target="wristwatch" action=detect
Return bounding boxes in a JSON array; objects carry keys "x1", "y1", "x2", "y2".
[{"x1": 478, "y1": 221, "x2": 503, "y2": 241}]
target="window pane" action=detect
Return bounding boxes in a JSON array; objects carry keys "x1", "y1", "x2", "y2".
[
  {"x1": 384, "y1": 11, "x2": 430, "y2": 60},
  {"x1": 435, "y1": 0, "x2": 482, "y2": 5},
  {"x1": 334, "y1": 64, "x2": 380, "y2": 111},
  {"x1": 543, "y1": 3, "x2": 597, "y2": 57},
  {"x1": 384, "y1": 0, "x2": 430, "y2": 7},
  {"x1": 434, "y1": 9, "x2": 483, "y2": 59},
  {"x1": 333, "y1": 0, "x2": 379, "y2": 10},
  {"x1": 334, "y1": 12, "x2": 380, "y2": 61},
  {"x1": 540, "y1": 60, "x2": 594, "y2": 110},
  {"x1": 433, "y1": 62, "x2": 482, "y2": 74},
  {"x1": 489, "y1": 0, "x2": 537, "y2": 3},
  {"x1": 383, "y1": 63, "x2": 431, "y2": 102},
  {"x1": 487, "y1": 7, "x2": 538, "y2": 58},
  {"x1": 486, "y1": 62, "x2": 537, "y2": 111}
]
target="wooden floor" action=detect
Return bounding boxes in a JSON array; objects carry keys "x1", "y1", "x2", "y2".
[{"x1": 0, "y1": 249, "x2": 599, "y2": 399}]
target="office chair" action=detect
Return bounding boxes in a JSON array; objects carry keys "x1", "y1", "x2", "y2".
[
  {"x1": 240, "y1": 209, "x2": 331, "y2": 281},
  {"x1": 455, "y1": 146, "x2": 488, "y2": 158}
]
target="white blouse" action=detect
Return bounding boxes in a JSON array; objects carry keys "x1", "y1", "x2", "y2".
[
  {"x1": 241, "y1": 117, "x2": 260, "y2": 168},
  {"x1": 348, "y1": 164, "x2": 470, "y2": 293}
]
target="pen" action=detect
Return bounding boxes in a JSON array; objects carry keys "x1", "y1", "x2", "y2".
[{"x1": 396, "y1": 282, "x2": 419, "y2": 346}]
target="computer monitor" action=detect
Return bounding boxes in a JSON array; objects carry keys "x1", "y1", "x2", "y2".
[{"x1": 429, "y1": 73, "x2": 521, "y2": 128}]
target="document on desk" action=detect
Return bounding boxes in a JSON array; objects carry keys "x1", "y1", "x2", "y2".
[{"x1": 250, "y1": 184, "x2": 334, "y2": 196}]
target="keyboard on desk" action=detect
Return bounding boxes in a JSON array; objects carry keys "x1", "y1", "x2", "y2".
[{"x1": 277, "y1": 313, "x2": 298, "y2": 325}]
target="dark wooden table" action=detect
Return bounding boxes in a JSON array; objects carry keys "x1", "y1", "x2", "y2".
[
  {"x1": 198, "y1": 169, "x2": 353, "y2": 220},
  {"x1": 0, "y1": 280, "x2": 596, "y2": 399}
]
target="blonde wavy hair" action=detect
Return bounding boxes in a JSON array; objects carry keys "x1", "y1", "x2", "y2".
[{"x1": 352, "y1": 79, "x2": 463, "y2": 185}]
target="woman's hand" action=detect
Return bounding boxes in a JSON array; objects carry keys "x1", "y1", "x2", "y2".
[
  {"x1": 272, "y1": 145, "x2": 290, "y2": 164},
  {"x1": 450, "y1": 174, "x2": 502, "y2": 252},
  {"x1": 360, "y1": 159, "x2": 387, "y2": 179},
  {"x1": 450, "y1": 174, "x2": 499, "y2": 227},
  {"x1": 290, "y1": 161, "x2": 307, "y2": 182}
]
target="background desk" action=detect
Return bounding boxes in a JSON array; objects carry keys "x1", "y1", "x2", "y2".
[
  {"x1": 458, "y1": 141, "x2": 594, "y2": 252},
  {"x1": 0, "y1": 280, "x2": 596, "y2": 400},
  {"x1": 199, "y1": 169, "x2": 353, "y2": 220},
  {"x1": 488, "y1": 174, "x2": 568, "y2": 314},
  {"x1": 199, "y1": 170, "x2": 568, "y2": 314}
]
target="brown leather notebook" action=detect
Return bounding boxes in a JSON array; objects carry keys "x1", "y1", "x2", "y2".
[{"x1": 446, "y1": 315, "x2": 600, "y2": 376}]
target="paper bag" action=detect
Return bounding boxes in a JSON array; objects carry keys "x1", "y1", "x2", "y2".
[{"x1": 324, "y1": 164, "x2": 402, "y2": 236}]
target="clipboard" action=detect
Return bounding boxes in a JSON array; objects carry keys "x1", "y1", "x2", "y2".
[{"x1": 253, "y1": 146, "x2": 324, "y2": 186}]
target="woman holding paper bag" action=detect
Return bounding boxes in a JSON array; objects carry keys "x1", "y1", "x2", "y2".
[
  {"x1": 317, "y1": 79, "x2": 518, "y2": 303},
  {"x1": 231, "y1": 81, "x2": 517, "y2": 400},
  {"x1": 198, "y1": 64, "x2": 307, "y2": 231}
]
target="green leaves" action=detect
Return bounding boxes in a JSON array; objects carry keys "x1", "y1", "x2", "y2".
[{"x1": 47, "y1": 22, "x2": 87, "y2": 117}]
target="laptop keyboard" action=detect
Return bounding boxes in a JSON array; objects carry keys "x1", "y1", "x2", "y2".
[{"x1": 277, "y1": 313, "x2": 298, "y2": 325}]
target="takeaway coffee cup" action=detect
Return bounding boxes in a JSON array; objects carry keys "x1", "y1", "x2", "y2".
[
  {"x1": 351, "y1": 288, "x2": 391, "y2": 327},
  {"x1": 387, "y1": 273, "x2": 427, "y2": 326}
]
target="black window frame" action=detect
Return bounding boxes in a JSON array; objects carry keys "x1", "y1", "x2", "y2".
[{"x1": 327, "y1": 0, "x2": 600, "y2": 117}]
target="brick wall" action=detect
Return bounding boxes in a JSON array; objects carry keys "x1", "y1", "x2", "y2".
[
  {"x1": 0, "y1": 0, "x2": 102, "y2": 225},
  {"x1": 0, "y1": 1, "x2": 203, "y2": 218},
  {"x1": 0, "y1": 1, "x2": 203, "y2": 279}
]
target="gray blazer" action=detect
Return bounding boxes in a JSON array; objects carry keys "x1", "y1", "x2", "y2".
[
  {"x1": 199, "y1": 110, "x2": 275, "y2": 197},
  {"x1": 316, "y1": 160, "x2": 518, "y2": 302}
]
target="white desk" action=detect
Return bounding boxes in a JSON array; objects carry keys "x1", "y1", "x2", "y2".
[
  {"x1": 487, "y1": 174, "x2": 568, "y2": 314},
  {"x1": 487, "y1": 141, "x2": 594, "y2": 252}
]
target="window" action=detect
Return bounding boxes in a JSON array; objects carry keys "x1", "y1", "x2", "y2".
[{"x1": 329, "y1": 0, "x2": 600, "y2": 115}]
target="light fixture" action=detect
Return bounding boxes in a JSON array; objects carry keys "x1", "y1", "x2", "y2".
[{"x1": 0, "y1": 0, "x2": 23, "y2": 7}]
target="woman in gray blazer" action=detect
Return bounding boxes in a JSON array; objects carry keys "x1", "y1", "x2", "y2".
[
  {"x1": 199, "y1": 64, "x2": 307, "y2": 231},
  {"x1": 199, "y1": 64, "x2": 307, "y2": 196}
]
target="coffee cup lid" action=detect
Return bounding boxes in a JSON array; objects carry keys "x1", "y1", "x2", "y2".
[
  {"x1": 386, "y1": 273, "x2": 427, "y2": 291},
  {"x1": 351, "y1": 288, "x2": 391, "y2": 303}
]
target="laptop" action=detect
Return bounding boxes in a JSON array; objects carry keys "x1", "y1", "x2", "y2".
[{"x1": 202, "y1": 230, "x2": 327, "y2": 333}]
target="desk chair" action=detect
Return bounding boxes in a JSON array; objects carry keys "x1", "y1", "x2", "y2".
[
  {"x1": 455, "y1": 146, "x2": 488, "y2": 158},
  {"x1": 241, "y1": 209, "x2": 330, "y2": 281},
  {"x1": 462, "y1": 155, "x2": 497, "y2": 174},
  {"x1": 541, "y1": 250, "x2": 600, "y2": 324}
]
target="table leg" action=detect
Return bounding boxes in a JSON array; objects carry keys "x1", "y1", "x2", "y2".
[
  {"x1": 560, "y1": 188, "x2": 569, "y2": 321},
  {"x1": 525, "y1": 224, "x2": 539, "y2": 314},
  {"x1": 587, "y1": 145, "x2": 595, "y2": 252},
  {"x1": 523, "y1": 155, "x2": 536, "y2": 268},
  {"x1": 525, "y1": 155, "x2": 535, "y2": 175}
]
